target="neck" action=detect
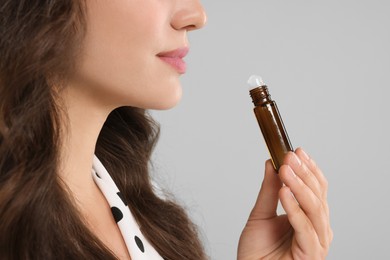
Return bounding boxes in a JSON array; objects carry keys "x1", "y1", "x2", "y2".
[{"x1": 58, "y1": 84, "x2": 113, "y2": 203}]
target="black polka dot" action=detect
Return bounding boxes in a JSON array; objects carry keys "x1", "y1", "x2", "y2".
[
  {"x1": 111, "y1": 207, "x2": 123, "y2": 223},
  {"x1": 116, "y1": 192, "x2": 128, "y2": 206},
  {"x1": 95, "y1": 172, "x2": 101, "y2": 178},
  {"x1": 134, "y1": 236, "x2": 145, "y2": 253}
]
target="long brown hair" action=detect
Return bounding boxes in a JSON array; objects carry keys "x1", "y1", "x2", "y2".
[{"x1": 0, "y1": 1, "x2": 206, "y2": 259}]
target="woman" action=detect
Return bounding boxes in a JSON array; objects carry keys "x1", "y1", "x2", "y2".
[{"x1": 0, "y1": 0, "x2": 332, "y2": 259}]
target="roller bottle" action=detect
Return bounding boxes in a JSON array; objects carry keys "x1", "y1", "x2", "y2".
[{"x1": 248, "y1": 75, "x2": 293, "y2": 172}]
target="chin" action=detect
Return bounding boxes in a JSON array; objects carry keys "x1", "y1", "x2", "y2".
[
  {"x1": 138, "y1": 84, "x2": 183, "y2": 110},
  {"x1": 153, "y1": 90, "x2": 182, "y2": 110}
]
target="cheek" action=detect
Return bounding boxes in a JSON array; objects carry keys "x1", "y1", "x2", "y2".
[
  {"x1": 73, "y1": 1, "x2": 182, "y2": 109},
  {"x1": 74, "y1": 50, "x2": 183, "y2": 110},
  {"x1": 74, "y1": 34, "x2": 184, "y2": 110}
]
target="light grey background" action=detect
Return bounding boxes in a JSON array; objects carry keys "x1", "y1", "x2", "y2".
[{"x1": 151, "y1": 1, "x2": 390, "y2": 259}]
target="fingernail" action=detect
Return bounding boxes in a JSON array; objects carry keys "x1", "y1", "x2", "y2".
[
  {"x1": 287, "y1": 165, "x2": 296, "y2": 178},
  {"x1": 300, "y1": 149, "x2": 310, "y2": 160},
  {"x1": 292, "y1": 153, "x2": 301, "y2": 166}
]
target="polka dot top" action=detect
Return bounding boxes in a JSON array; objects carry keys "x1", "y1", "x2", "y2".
[{"x1": 92, "y1": 155, "x2": 163, "y2": 260}]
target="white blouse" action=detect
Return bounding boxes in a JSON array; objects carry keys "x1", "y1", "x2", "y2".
[{"x1": 92, "y1": 155, "x2": 163, "y2": 260}]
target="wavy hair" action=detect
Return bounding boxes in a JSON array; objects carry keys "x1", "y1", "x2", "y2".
[{"x1": 0, "y1": 1, "x2": 206, "y2": 259}]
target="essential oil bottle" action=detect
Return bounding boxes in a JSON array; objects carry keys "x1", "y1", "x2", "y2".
[{"x1": 248, "y1": 75, "x2": 293, "y2": 172}]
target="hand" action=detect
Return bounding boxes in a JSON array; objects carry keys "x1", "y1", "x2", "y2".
[{"x1": 238, "y1": 148, "x2": 333, "y2": 259}]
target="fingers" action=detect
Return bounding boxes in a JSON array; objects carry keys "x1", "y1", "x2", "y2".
[
  {"x1": 279, "y1": 149, "x2": 332, "y2": 248},
  {"x1": 249, "y1": 159, "x2": 282, "y2": 220},
  {"x1": 283, "y1": 150, "x2": 322, "y2": 201},
  {"x1": 279, "y1": 186, "x2": 319, "y2": 250},
  {"x1": 296, "y1": 148, "x2": 328, "y2": 199},
  {"x1": 295, "y1": 148, "x2": 330, "y2": 218}
]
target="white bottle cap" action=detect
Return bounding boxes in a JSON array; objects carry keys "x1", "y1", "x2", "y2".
[{"x1": 247, "y1": 75, "x2": 265, "y2": 90}]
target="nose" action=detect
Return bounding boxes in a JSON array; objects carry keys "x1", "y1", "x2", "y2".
[{"x1": 171, "y1": 0, "x2": 207, "y2": 31}]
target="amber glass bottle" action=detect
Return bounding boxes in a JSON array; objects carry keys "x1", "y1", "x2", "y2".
[{"x1": 249, "y1": 77, "x2": 293, "y2": 172}]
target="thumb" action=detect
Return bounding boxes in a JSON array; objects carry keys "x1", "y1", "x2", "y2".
[{"x1": 249, "y1": 159, "x2": 282, "y2": 220}]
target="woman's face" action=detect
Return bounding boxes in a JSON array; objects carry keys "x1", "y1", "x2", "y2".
[{"x1": 70, "y1": 0, "x2": 207, "y2": 110}]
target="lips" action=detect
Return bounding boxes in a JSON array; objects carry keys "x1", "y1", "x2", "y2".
[{"x1": 157, "y1": 47, "x2": 189, "y2": 74}]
